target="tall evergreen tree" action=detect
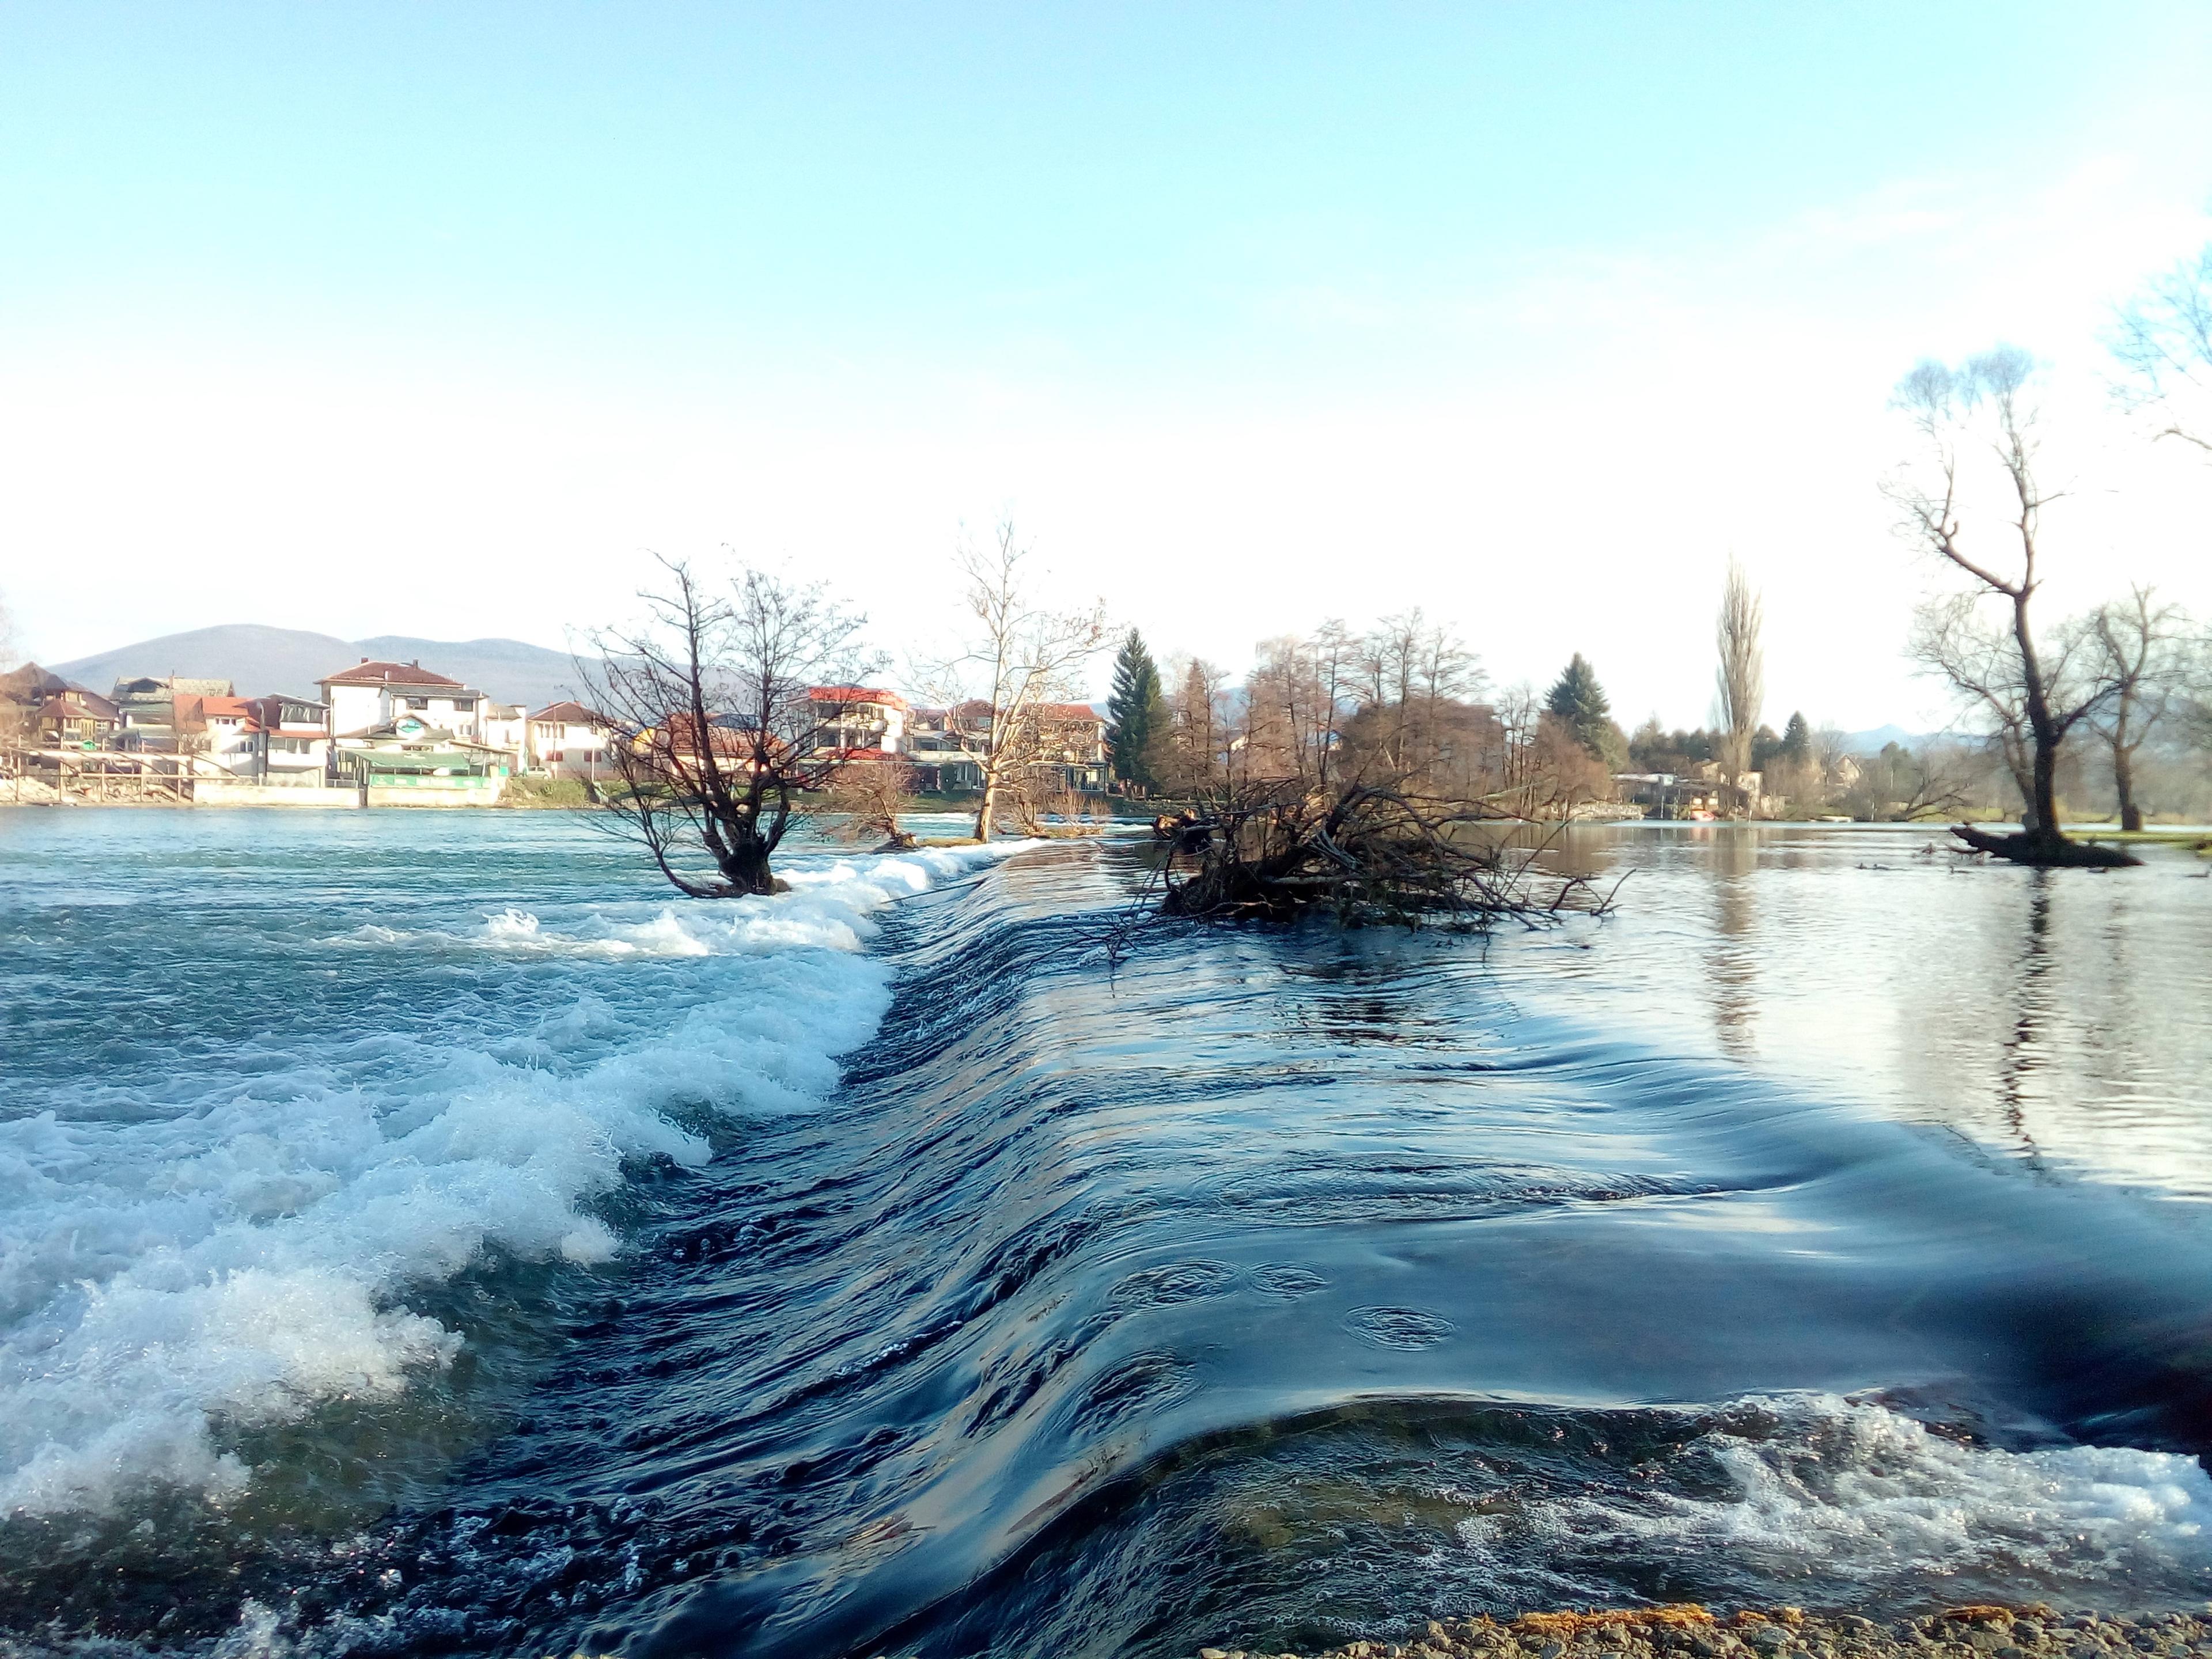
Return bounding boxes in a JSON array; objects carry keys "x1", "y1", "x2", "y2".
[
  {"x1": 1544, "y1": 654, "x2": 1613, "y2": 755},
  {"x1": 1781, "y1": 710, "x2": 1812, "y2": 760},
  {"x1": 1105, "y1": 628, "x2": 1167, "y2": 787}
]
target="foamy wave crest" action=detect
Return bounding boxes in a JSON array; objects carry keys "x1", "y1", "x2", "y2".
[
  {"x1": 1461, "y1": 1392, "x2": 2212, "y2": 1596},
  {"x1": 0, "y1": 842, "x2": 1024, "y2": 1518}
]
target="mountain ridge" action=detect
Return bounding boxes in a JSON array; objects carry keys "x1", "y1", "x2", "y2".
[{"x1": 51, "y1": 623, "x2": 590, "y2": 712}]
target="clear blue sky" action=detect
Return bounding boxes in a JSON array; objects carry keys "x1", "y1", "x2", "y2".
[{"x1": 5, "y1": 3, "x2": 2210, "y2": 725}]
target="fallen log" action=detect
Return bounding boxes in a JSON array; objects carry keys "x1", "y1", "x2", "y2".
[{"x1": 1949, "y1": 823, "x2": 2141, "y2": 868}]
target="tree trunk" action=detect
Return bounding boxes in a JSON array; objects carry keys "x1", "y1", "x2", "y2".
[
  {"x1": 974, "y1": 776, "x2": 997, "y2": 842},
  {"x1": 1950, "y1": 822, "x2": 2139, "y2": 868},
  {"x1": 712, "y1": 824, "x2": 778, "y2": 895},
  {"x1": 2016, "y1": 590, "x2": 2066, "y2": 853},
  {"x1": 2028, "y1": 724, "x2": 2061, "y2": 848},
  {"x1": 2115, "y1": 744, "x2": 2143, "y2": 834}
]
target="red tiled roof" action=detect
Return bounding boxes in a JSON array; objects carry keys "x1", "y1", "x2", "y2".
[
  {"x1": 529, "y1": 700, "x2": 609, "y2": 725},
  {"x1": 319, "y1": 660, "x2": 468, "y2": 690},
  {"x1": 809, "y1": 686, "x2": 910, "y2": 711},
  {"x1": 36, "y1": 694, "x2": 116, "y2": 724}
]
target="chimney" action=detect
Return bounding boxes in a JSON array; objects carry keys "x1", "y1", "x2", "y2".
[
  {"x1": 411, "y1": 659, "x2": 420, "y2": 668},
  {"x1": 358, "y1": 656, "x2": 368, "y2": 664}
]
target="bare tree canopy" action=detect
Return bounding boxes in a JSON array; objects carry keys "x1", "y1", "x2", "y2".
[
  {"x1": 1713, "y1": 559, "x2": 1764, "y2": 817},
  {"x1": 580, "y1": 557, "x2": 880, "y2": 897},
  {"x1": 821, "y1": 756, "x2": 919, "y2": 851},
  {"x1": 931, "y1": 522, "x2": 1108, "y2": 841},
  {"x1": 2111, "y1": 244, "x2": 2212, "y2": 456},
  {"x1": 2081, "y1": 585, "x2": 2192, "y2": 832},
  {"x1": 1887, "y1": 347, "x2": 2135, "y2": 867}
]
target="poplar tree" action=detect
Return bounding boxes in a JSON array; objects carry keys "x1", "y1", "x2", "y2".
[
  {"x1": 1714, "y1": 559, "x2": 1766, "y2": 815},
  {"x1": 1105, "y1": 628, "x2": 1167, "y2": 787}
]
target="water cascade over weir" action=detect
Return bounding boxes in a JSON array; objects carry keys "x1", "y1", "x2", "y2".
[{"x1": 2, "y1": 814, "x2": 2211, "y2": 1657}]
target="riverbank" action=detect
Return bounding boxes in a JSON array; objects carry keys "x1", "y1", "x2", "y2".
[{"x1": 1197, "y1": 1604, "x2": 2210, "y2": 1659}]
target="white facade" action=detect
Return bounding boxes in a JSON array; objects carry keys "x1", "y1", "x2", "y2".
[
  {"x1": 480, "y1": 703, "x2": 527, "y2": 770},
  {"x1": 526, "y1": 703, "x2": 612, "y2": 777},
  {"x1": 196, "y1": 704, "x2": 260, "y2": 775},
  {"x1": 808, "y1": 690, "x2": 908, "y2": 755},
  {"x1": 319, "y1": 662, "x2": 486, "y2": 742},
  {"x1": 259, "y1": 730, "x2": 333, "y2": 785}
]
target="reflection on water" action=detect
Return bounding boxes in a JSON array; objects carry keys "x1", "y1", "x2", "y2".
[
  {"x1": 2000, "y1": 879, "x2": 2056, "y2": 1156},
  {"x1": 1522, "y1": 824, "x2": 2212, "y2": 1202},
  {"x1": 1707, "y1": 829, "x2": 1760, "y2": 1062}
]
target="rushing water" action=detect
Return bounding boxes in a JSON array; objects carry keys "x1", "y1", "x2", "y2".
[{"x1": 3, "y1": 810, "x2": 2211, "y2": 1658}]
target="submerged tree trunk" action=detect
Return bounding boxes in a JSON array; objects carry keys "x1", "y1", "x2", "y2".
[
  {"x1": 717, "y1": 837, "x2": 778, "y2": 895},
  {"x1": 1949, "y1": 822, "x2": 2139, "y2": 868}
]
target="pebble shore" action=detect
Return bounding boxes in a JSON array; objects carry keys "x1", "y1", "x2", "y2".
[{"x1": 1196, "y1": 1604, "x2": 2212, "y2": 1659}]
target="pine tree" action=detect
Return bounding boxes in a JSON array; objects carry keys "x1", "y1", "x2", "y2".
[
  {"x1": 1781, "y1": 710, "x2": 1811, "y2": 760},
  {"x1": 1105, "y1": 629, "x2": 1167, "y2": 787},
  {"x1": 1544, "y1": 654, "x2": 1612, "y2": 755}
]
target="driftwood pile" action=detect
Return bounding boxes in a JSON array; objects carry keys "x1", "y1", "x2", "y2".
[{"x1": 1146, "y1": 781, "x2": 1623, "y2": 929}]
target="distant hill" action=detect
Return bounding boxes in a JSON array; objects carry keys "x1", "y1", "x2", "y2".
[
  {"x1": 1842, "y1": 724, "x2": 1937, "y2": 752},
  {"x1": 53, "y1": 624, "x2": 592, "y2": 711}
]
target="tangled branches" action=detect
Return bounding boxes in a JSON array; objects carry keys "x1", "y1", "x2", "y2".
[{"x1": 1145, "y1": 779, "x2": 1624, "y2": 929}]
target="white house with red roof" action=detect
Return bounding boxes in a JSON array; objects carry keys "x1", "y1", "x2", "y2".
[
  {"x1": 318, "y1": 659, "x2": 487, "y2": 743},
  {"x1": 808, "y1": 686, "x2": 907, "y2": 757},
  {"x1": 172, "y1": 693, "x2": 262, "y2": 775}
]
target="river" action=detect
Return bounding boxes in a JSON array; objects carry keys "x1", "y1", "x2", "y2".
[{"x1": 2, "y1": 810, "x2": 2210, "y2": 1657}]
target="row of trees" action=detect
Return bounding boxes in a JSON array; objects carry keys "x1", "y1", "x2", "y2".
[{"x1": 1100, "y1": 616, "x2": 1641, "y2": 820}]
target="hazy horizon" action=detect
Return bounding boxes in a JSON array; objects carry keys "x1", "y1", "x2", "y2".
[{"x1": 5, "y1": 4, "x2": 2211, "y2": 729}]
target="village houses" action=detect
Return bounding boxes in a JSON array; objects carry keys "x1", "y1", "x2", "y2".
[{"x1": 2, "y1": 652, "x2": 1115, "y2": 806}]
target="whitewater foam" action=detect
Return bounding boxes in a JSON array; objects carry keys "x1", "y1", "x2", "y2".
[
  {"x1": 1458, "y1": 1392, "x2": 2212, "y2": 1600},
  {"x1": 0, "y1": 843, "x2": 1024, "y2": 1520}
]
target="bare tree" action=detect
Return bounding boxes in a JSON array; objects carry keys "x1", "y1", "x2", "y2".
[
  {"x1": 1885, "y1": 348, "x2": 2131, "y2": 866},
  {"x1": 1239, "y1": 620, "x2": 1362, "y2": 790},
  {"x1": 1842, "y1": 740, "x2": 1973, "y2": 823},
  {"x1": 1908, "y1": 591, "x2": 2041, "y2": 813},
  {"x1": 0, "y1": 594, "x2": 24, "y2": 781},
  {"x1": 2081, "y1": 585, "x2": 2190, "y2": 832},
  {"x1": 581, "y1": 558, "x2": 877, "y2": 896},
  {"x1": 2112, "y1": 245, "x2": 2212, "y2": 456},
  {"x1": 1495, "y1": 682, "x2": 1541, "y2": 808},
  {"x1": 1241, "y1": 634, "x2": 1327, "y2": 786},
  {"x1": 1714, "y1": 559, "x2": 1764, "y2": 817},
  {"x1": 2180, "y1": 633, "x2": 2212, "y2": 767},
  {"x1": 1158, "y1": 656, "x2": 1235, "y2": 795},
  {"x1": 935, "y1": 523, "x2": 1107, "y2": 841},
  {"x1": 822, "y1": 757, "x2": 919, "y2": 850},
  {"x1": 1351, "y1": 609, "x2": 1480, "y2": 775}
]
